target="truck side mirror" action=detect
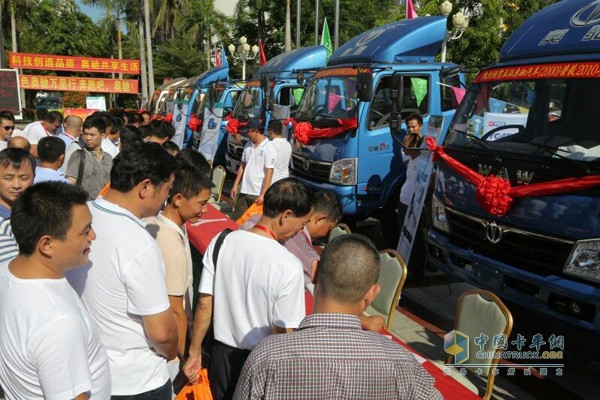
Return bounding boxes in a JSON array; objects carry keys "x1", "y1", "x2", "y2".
[
  {"x1": 261, "y1": 74, "x2": 273, "y2": 112},
  {"x1": 176, "y1": 88, "x2": 184, "y2": 110},
  {"x1": 389, "y1": 74, "x2": 404, "y2": 138},
  {"x1": 357, "y1": 72, "x2": 372, "y2": 102},
  {"x1": 207, "y1": 82, "x2": 217, "y2": 108}
]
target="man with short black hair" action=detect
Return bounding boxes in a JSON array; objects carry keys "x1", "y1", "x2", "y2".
[
  {"x1": 141, "y1": 110, "x2": 152, "y2": 125},
  {"x1": 67, "y1": 142, "x2": 179, "y2": 399},
  {"x1": 146, "y1": 120, "x2": 176, "y2": 145},
  {"x1": 184, "y1": 177, "x2": 314, "y2": 400},
  {"x1": 34, "y1": 136, "x2": 69, "y2": 184},
  {"x1": 231, "y1": 118, "x2": 276, "y2": 219},
  {"x1": 266, "y1": 119, "x2": 291, "y2": 184},
  {"x1": 0, "y1": 148, "x2": 35, "y2": 263},
  {"x1": 234, "y1": 234, "x2": 442, "y2": 400},
  {"x1": 146, "y1": 160, "x2": 214, "y2": 388},
  {"x1": 0, "y1": 111, "x2": 16, "y2": 151},
  {"x1": 0, "y1": 182, "x2": 110, "y2": 399},
  {"x1": 26, "y1": 110, "x2": 63, "y2": 158},
  {"x1": 65, "y1": 116, "x2": 113, "y2": 198}
]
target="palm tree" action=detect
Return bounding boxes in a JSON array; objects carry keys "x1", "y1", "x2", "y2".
[{"x1": 285, "y1": 0, "x2": 291, "y2": 51}]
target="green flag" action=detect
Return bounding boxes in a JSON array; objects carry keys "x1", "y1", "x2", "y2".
[{"x1": 321, "y1": 17, "x2": 333, "y2": 62}]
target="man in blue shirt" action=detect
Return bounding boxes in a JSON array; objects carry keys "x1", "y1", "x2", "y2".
[{"x1": 0, "y1": 148, "x2": 35, "y2": 263}]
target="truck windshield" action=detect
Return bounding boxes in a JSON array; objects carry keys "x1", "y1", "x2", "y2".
[
  {"x1": 446, "y1": 76, "x2": 600, "y2": 163},
  {"x1": 192, "y1": 86, "x2": 225, "y2": 118},
  {"x1": 232, "y1": 84, "x2": 263, "y2": 119},
  {"x1": 296, "y1": 75, "x2": 358, "y2": 122}
]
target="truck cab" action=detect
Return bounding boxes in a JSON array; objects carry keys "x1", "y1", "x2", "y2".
[
  {"x1": 225, "y1": 46, "x2": 328, "y2": 173},
  {"x1": 427, "y1": 0, "x2": 600, "y2": 334},
  {"x1": 289, "y1": 17, "x2": 464, "y2": 239}
]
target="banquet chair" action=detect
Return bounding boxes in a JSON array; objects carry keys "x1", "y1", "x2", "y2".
[
  {"x1": 328, "y1": 223, "x2": 351, "y2": 242},
  {"x1": 369, "y1": 249, "x2": 407, "y2": 331},
  {"x1": 211, "y1": 165, "x2": 226, "y2": 203},
  {"x1": 446, "y1": 290, "x2": 513, "y2": 400}
]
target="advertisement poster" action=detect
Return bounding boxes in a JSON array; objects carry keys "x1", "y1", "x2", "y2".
[
  {"x1": 171, "y1": 104, "x2": 187, "y2": 149},
  {"x1": 86, "y1": 96, "x2": 106, "y2": 111},
  {"x1": 198, "y1": 104, "x2": 224, "y2": 162},
  {"x1": 397, "y1": 115, "x2": 444, "y2": 263}
]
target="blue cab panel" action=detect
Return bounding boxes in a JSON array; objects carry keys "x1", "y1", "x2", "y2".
[{"x1": 254, "y1": 46, "x2": 327, "y2": 80}]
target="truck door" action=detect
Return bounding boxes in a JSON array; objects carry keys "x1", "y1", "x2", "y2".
[{"x1": 358, "y1": 74, "x2": 431, "y2": 199}]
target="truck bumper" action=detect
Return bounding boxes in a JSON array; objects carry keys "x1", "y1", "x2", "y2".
[
  {"x1": 225, "y1": 154, "x2": 241, "y2": 174},
  {"x1": 428, "y1": 229, "x2": 600, "y2": 335}
]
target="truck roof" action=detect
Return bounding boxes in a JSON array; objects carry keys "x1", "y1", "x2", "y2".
[
  {"x1": 155, "y1": 77, "x2": 187, "y2": 91},
  {"x1": 253, "y1": 46, "x2": 327, "y2": 79},
  {"x1": 500, "y1": 0, "x2": 600, "y2": 63},
  {"x1": 328, "y1": 16, "x2": 446, "y2": 66},
  {"x1": 180, "y1": 66, "x2": 229, "y2": 89}
]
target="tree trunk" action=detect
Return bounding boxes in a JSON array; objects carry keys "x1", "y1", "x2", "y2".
[
  {"x1": 139, "y1": 14, "x2": 149, "y2": 105},
  {"x1": 0, "y1": 5, "x2": 5, "y2": 68},
  {"x1": 117, "y1": 15, "x2": 123, "y2": 80},
  {"x1": 285, "y1": 0, "x2": 291, "y2": 51},
  {"x1": 144, "y1": 0, "x2": 155, "y2": 94}
]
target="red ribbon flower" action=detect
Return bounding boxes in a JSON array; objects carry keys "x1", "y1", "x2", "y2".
[
  {"x1": 287, "y1": 118, "x2": 358, "y2": 145},
  {"x1": 165, "y1": 113, "x2": 173, "y2": 123},
  {"x1": 188, "y1": 115, "x2": 202, "y2": 132}
]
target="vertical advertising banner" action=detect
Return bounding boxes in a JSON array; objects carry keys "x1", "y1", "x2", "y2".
[
  {"x1": 397, "y1": 115, "x2": 445, "y2": 263},
  {"x1": 0, "y1": 69, "x2": 22, "y2": 119},
  {"x1": 198, "y1": 104, "x2": 224, "y2": 162},
  {"x1": 171, "y1": 103, "x2": 188, "y2": 149}
]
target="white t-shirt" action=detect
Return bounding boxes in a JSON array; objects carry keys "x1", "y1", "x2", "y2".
[
  {"x1": 102, "y1": 138, "x2": 119, "y2": 158},
  {"x1": 240, "y1": 138, "x2": 276, "y2": 196},
  {"x1": 0, "y1": 267, "x2": 111, "y2": 399},
  {"x1": 25, "y1": 121, "x2": 51, "y2": 144},
  {"x1": 199, "y1": 230, "x2": 305, "y2": 350},
  {"x1": 268, "y1": 137, "x2": 292, "y2": 184},
  {"x1": 67, "y1": 197, "x2": 171, "y2": 396}
]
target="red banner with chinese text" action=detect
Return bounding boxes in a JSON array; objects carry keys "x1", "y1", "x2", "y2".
[
  {"x1": 9, "y1": 52, "x2": 140, "y2": 74},
  {"x1": 20, "y1": 75, "x2": 138, "y2": 94},
  {"x1": 474, "y1": 62, "x2": 600, "y2": 83}
]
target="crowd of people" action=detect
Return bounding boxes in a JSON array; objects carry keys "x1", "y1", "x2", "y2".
[{"x1": 0, "y1": 108, "x2": 441, "y2": 400}]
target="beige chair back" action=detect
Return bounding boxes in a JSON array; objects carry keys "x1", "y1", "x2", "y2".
[
  {"x1": 211, "y1": 165, "x2": 226, "y2": 203},
  {"x1": 328, "y1": 223, "x2": 351, "y2": 242},
  {"x1": 448, "y1": 290, "x2": 513, "y2": 400},
  {"x1": 370, "y1": 249, "x2": 407, "y2": 331}
]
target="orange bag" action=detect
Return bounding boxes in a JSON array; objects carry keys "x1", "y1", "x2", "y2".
[
  {"x1": 175, "y1": 369, "x2": 213, "y2": 400},
  {"x1": 235, "y1": 202, "x2": 263, "y2": 225}
]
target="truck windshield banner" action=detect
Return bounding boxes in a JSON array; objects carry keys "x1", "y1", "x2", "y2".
[
  {"x1": 475, "y1": 61, "x2": 600, "y2": 83},
  {"x1": 315, "y1": 67, "x2": 369, "y2": 78}
]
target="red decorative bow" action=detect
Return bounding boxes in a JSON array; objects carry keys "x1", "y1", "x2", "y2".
[
  {"x1": 287, "y1": 118, "x2": 358, "y2": 145},
  {"x1": 164, "y1": 113, "x2": 173, "y2": 123},
  {"x1": 226, "y1": 117, "x2": 248, "y2": 135},
  {"x1": 188, "y1": 115, "x2": 202, "y2": 132},
  {"x1": 426, "y1": 137, "x2": 600, "y2": 216}
]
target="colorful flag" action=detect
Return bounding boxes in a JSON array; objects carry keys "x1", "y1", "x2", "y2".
[
  {"x1": 221, "y1": 43, "x2": 228, "y2": 67},
  {"x1": 406, "y1": 0, "x2": 418, "y2": 19},
  {"x1": 321, "y1": 17, "x2": 333, "y2": 62},
  {"x1": 258, "y1": 39, "x2": 267, "y2": 66},
  {"x1": 214, "y1": 43, "x2": 221, "y2": 67}
]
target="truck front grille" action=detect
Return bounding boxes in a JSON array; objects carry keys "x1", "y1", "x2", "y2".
[
  {"x1": 290, "y1": 153, "x2": 331, "y2": 183},
  {"x1": 446, "y1": 207, "x2": 574, "y2": 276}
]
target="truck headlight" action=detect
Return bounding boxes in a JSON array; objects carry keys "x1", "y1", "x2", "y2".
[
  {"x1": 564, "y1": 239, "x2": 600, "y2": 284},
  {"x1": 432, "y1": 195, "x2": 450, "y2": 234},
  {"x1": 330, "y1": 158, "x2": 357, "y2": 185}
]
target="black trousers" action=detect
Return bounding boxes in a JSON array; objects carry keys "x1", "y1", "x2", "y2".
[
  {"x1": 209, "y1": 340, "x2": 251, "y2": 400},
  {"x1": 110, "y1": 379, "x2": 171, "y2": 400}
]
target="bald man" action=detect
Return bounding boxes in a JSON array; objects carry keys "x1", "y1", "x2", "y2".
[
  {"x1": 7, "y1": 136, "x2": 31, "y2": 153},
  {"x1": 234, "y1": 234, "x2": 442, "y2": 400},
  {"x1": 60, "y1": 116, "x2": 84, "y2": 175}
]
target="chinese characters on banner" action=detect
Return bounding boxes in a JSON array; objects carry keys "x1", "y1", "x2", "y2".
[
  {"x1": 0, "y1": 69, "x2": 23, "y2": 117},
  {"x1": 8, "y1": 52, "x2": 140, "y2": 74},
  {"x1": 475, "y1": 61, "x2": 600, "y2": 83},
  {"x1": 19, "y1": 75, "x2": 138, "y2": 94}
]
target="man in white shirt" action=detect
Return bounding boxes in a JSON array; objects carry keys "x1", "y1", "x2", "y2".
[
  {"x1": 267, "y1": 119, "x2": 292, "y2": 184},
  {"x1": 398, "y1": 113, "x2": 424, "y2": 229},
  {"x1": 34, "y1": 136, "x2": 70, "y2": 184},
  {"x1": 26, "y1": 110, "x2": 63, "y2": 159},
  {"x1": 67, "y1": 142, "x2": 179, "y2": 399},
  {"x1": 0, "y1": 181, "x2": 110, "y2": 399},
  {"x1": 184, "y1": 178, "x2": 314, "y2": 400},
  {"x1": 231, "y1": 118, "x2": 276, "y2": 220}
]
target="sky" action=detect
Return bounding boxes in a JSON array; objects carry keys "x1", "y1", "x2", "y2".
[{"x1": 76, "y1": 0, "x2": 238, "y2": 22}]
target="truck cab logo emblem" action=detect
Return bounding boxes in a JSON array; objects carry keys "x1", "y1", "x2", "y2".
[
  {"x1": 571, "y1": 0, "x2": 600, "y2": 27},
  {"x1": 303, "y1": 159, "x2": 310, "y2": 171},
  {"x1": 516, "y1": 170, "x2": 534, "y2": 185},
  {"x1": 485, "y1": 221, "x2": 503, "y2": 244}
]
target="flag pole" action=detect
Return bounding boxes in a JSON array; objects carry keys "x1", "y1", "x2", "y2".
[
  {"x1": 334, "y1": 0, "x2": 339, "y2": 50},
  {"x1": 315, "y1": 0, "x2": 319, "y2": 46}
]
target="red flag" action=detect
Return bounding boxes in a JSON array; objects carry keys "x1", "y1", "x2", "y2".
[
  {"x1": 406, "y1": 0, "x2": 418, "y2": 19},
  {"x1": 258, "y1": 39, "x2": 267, "y2": 66},
  {"x1": 450, "y1": 86, "x2": 466, "y2": 107},
  {"x1": 214, "y1": 43, "x2": 221, "y2": 67}
]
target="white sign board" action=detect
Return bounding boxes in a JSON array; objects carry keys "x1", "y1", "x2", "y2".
[
  {"x1": 86, "y1": 96, "x2": 106, "y2": 111},
  {"x1": 198, "y1": 104, "x2": 224, "y2": 162},
  {"x1": 397, "y1": 115, "x2": 444, "y2": 263},
  {"x1": 171, "y1": 105, "x2": 187, "y2": 149},
  {"x1": 482, "y1": 112, "x2": 528, "y2": 141}
]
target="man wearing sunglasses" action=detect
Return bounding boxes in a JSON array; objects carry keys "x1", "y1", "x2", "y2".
[{"x1": 0, "y1": 111, "x2": 16, "y2": 151}]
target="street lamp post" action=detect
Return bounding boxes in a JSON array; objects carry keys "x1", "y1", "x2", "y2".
[
  {"x1": 228, "y1": 37, "x2": 259, "y2": 81},
  {"x1": 440, "y1": 1, "x2": 470, "y2": 63}
]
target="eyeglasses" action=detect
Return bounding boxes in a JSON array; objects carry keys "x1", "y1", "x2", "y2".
[{"x1": 2, "y1": 126, "x2": 15, "y2": 131}]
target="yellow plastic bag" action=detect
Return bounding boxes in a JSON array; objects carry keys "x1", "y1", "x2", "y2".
[
  {"x1": 175, "y1": 369, "x2": 213, "y2": 400},
  {"x1": 235, "y1": 202, "x2": 263, "y2": 225}
]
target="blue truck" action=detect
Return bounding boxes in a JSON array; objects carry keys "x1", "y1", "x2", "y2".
[
  {"x1": 225, "y1": 46, "x2": 328, "y2": 174},
  {"x1": 289, "y1": 17, "x2": 465, "y2": 240},
  {"x1": 427, "y1": 0, "x2": 600, "y2": 334}
]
